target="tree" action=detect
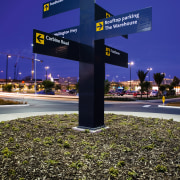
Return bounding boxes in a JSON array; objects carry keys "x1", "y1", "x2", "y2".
[
  {"x1": 75, "y1": 80, "x2": 79, "y2": 93},
  {"x1": 153, "y1": 73, "x2": 165, "y2": 96},
  {"x1": 137, "y1": 70, "x2": 148, "y2": 98},
  {"x1": 55, "y1": 84, "x2": 61, "y2": 91},
  {"x1": 18, "y1": 84, "x2": 24, "y2": 92},
  {"x1": 3, "y1": 84, "x2": 13, "y2": 92},
  {"x1": 42, "y1": 80, "x2": 54, "y2": 93},
  {"x1": 172, "y1": 76, "x2": 180, "y2": 95},
  {"x1": 159, "y1": 85, "x2": 166, "y2": 95},
  {"x1": 143, "y1": 81, "x2": 151, "y2": 99},
  {"x1": 104, "y1": 79, "x2": 110, "y2": 94}
]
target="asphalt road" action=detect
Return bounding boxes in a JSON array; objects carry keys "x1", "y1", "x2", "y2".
[{"x1": 0, "y1": 94, "x2": 180, "y2": 116}]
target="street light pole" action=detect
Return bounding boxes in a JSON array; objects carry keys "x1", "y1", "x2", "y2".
[
  {"x1": 6, "y1": 55, "x2": 11, "y2": 85},
  {"x1": 18, "y1": 72, "x2": 22, "y2": 92},
  {"x1": 130, "y1": 65, "x2": 131, "y2": 90},
  {"x1": 128, "y1": 61, "x2": 134, "y2": 91},
  {"x1": 45, "y1": 66, "x2": 49, "y2": 80},
  {"x1": 147, "y1": 67, "x2": 152, "y2": 82},
  {"x1": 34, "y1": 54, "x2": 37, "y2": 94},
  {"x1": 34, "y1": 55, "x2": 43, "y2": 94}
]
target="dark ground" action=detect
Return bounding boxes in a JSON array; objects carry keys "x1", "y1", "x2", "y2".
[{"x1": 0, "y1": 113, "x2": 180, "y2": 179}]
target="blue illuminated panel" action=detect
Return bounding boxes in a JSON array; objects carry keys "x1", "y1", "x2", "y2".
[
  {"x1": 43, "y1": 0, "x2": 79, "y2": 18},
  {"x1": 95, "y1": 7, "x2": 152, "y2": 40}
]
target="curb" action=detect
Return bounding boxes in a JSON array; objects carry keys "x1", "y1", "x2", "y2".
[
  {"x1": 158, "y1": 105, "x2": 180, "y2": 109},
  {"x1": 1, "y1": 111, "x2": 180, "y2": 123},
  {"x1": 0, "y1": 104, "x2": 30, "y2": 107}
]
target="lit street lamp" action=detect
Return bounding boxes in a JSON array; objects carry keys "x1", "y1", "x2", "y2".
[
  {"x1": 106, "y1": 74, "x2": 110, "y2": 81},
  {"x1": 45, "y1": 66, "x2": 50, "y2": 80},
  {"x1": 34, "y1": 55, "x2": 42, "y2": 94},
  {"x1": 31, "y1": 44, "x2": 43, "y2": 94},
  {"x1": 147, "y1": 67, "x2": 152, "y2": 82},
  {"x1": 18, "y1": 72, "x2": 22, "y2": 92},
  {"x1": 0, "y1": 70, "x2": 3, "y2": 78},
  {"x1": 18, "y1": 72, "x2": 22, "y2": 81},
  {"x1": 128, "y1": 61, "x2": 134, "y2": 91},
  {"x1": 6, "y1": 55, "x2": 11, "y2": 84}
]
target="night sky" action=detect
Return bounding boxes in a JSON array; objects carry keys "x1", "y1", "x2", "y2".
[{"x1": 0, "y1": 0, "x2": 179, "y2": 82}]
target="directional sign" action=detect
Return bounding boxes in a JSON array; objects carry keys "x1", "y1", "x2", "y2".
[
  {"x1": 51, "y1": 3, "x2": 114, "y2": 41},
  {"x1": 95, "y1": 7, "x2": 152, "y2": 40},
  {"x1": 95, "y1": 4, "x2": 128, "y2": 39},
  {"x1": 104, "y1": 45, "x2": 128, "y2": 67},
  {"x1": 33, "y1": 29, "x2": 80, "y2": 61},
  {"x1": 52, "y1": 26, "x2": 80, "y2": 42},
  {"x1": 43, "y1": 0, "x2": 80, "y2": 18},
  {"x1": 51, "y1": 3, "x2": 128, "y2": 40},
  {"x1": 52, "y1": 27, "x2": 127, "y2": 67}
]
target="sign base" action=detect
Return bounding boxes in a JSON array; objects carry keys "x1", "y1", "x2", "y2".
[{"x1": 72, "y1": 126, "x2": 109, "y2": 133}]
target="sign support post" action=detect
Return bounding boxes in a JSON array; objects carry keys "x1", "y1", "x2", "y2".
[{"x1": 78, "y1": 0, "x2": 105, "y2": 130}]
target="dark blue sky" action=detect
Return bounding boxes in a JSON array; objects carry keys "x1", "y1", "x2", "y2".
[{"x1": 0, "y1": 0, "x2": 179, "y2": 82}]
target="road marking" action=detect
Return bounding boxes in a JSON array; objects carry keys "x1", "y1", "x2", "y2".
[{"x1": 143, "y1": 105, "x2": 151, "y2": 108}]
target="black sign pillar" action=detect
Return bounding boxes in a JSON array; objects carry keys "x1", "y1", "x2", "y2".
[{"x1": 78, "y1": 0, "x2": 105, "y2": 129}]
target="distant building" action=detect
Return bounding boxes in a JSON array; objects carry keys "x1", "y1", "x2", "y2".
[
  {"x1": 109, "y1": 78, "x2": 180, "y2": 94},
  {"x1": 59, "y1": 77, "x2": 77, "y2": 90}
]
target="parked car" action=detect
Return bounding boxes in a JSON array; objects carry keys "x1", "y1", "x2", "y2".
[
  {"x1": 133, "y1": 91, "x2": 141, "y2": 96},
  {"x1": 69, "y1": 89, "x2": 77, "y2": 95},
  {"x1": 116, "y1": 89, "x2": 125, "y2": 96},
  {"x1": 37, "y1": 90, "x2": 55, "y2": 95},
  {"x1": 162, "y1": 90, "x2": 171, "y2": 96},
  {"x1": 150, "y1": 90, "x2": 158, "y2": 97},
  {"x1": 108, "y1": 90, "x2": 116, "y2": 95},
  {"x1": 125, "y1": 90, "x2": 136, "y2": 95}
]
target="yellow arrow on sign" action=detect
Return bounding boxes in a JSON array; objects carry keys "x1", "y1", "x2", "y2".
[
  {"x1": 106, "y1": 47, "x2": 110, "y2": 56},
  {"x1": 36, "y1": 33, "x2": 45, "y2": 45},
  {"x1": 106, "y1": 12, "x2": 111, "y2": 18},
  {"x1": 96, "y1": 22, "x2": 104, "y2": 31},
  {"x1": 44, "y1": 3, "x2": 49, "y2": 12}
]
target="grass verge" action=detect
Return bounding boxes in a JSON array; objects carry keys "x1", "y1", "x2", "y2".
[
  {"x1": 0, "y1": 98, "x2": 26, "y2": 105},
  {"x1": 166, "y1": 102, "x2": 180, "y2": 107},
  {"x1": 0, "y1": 114, "x2": 180, "y2": 179}
]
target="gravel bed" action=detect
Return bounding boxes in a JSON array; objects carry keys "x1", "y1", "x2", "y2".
[{"x1": 0, "y1": 114, "x2": 180, "y2": 179}]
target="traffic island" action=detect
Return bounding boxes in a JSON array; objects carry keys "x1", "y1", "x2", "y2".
[{"x1": 0, "y1": 113, "x2": 180, "y2": 179}]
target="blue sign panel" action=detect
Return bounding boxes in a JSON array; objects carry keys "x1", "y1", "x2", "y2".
[
  {"x1": 50, "y1": 3, "x2": 115, "y2": 42},
  {"x1": 50, "y1": 3, "x2": 113, "y2": 42},
  {"x1": 33, "y1": 29, "x2": 92, "y2": 63},
  {"x1": 43, "y1": 0, "x2": 80, "y2": 18},
  {"x1": 51, "y1": 26, "x2": 80, "y2": 42},
  {"x1": 33, "y1": 29, "x2": 80, "y2": 61},
  {"x1": 104, "y1": 45, "x2": 128, "y2": 68},
  {"x1": 95, "y1": 4, "x2": 127, "y2": 39},
  {"x1": 95, "y1": 7, "x2": 152, "y2": 40},
  {"x1": 51, "y1": 27, "x2": 127, "y2": 67}
]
